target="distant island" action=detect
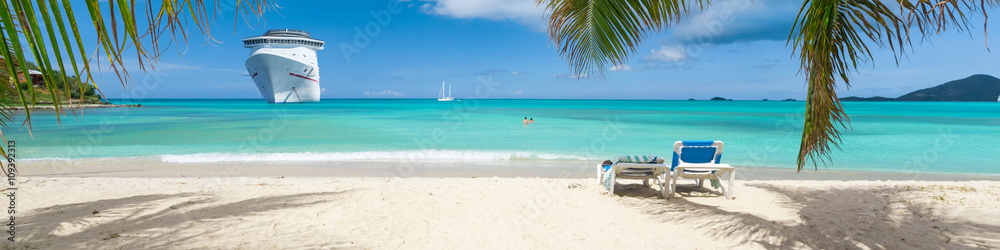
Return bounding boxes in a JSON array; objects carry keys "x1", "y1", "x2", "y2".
[
  {"x1": 710, "y1": 97, "x2": 733, "y2": 101},
  {"x1": 839, "y1": 96, "x2": 896, "y2": 101},
  {"x1": 841, "y1": 74, "x2": 1000, "y2": 102}
]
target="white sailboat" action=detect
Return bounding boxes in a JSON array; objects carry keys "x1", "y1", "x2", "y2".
[{"x1": 438, "y1": 81, "x2": 454, "y2": 101}]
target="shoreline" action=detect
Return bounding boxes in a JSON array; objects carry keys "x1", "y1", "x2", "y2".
[{"x1": 20, "y1": 159, "x2": 1000, "y2": 181}]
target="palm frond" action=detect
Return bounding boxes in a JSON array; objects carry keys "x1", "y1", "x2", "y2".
[
  {"x1": 61, "y1": 0, "x2": 98, "y2": 102},
  {"x1": 789, "y1": 0, "x2": 905, "y2": 171},
  {"x1": 0, "y1": 44, "x2": 18, "y2": 127},
  {"x1": 540, "y1": 0, "x2": 705, "y2": 79},
  {"x1": 0, "y1": 51, "x2": 14, "y2": 159},
  {"x1": 896, "y1": 0, "x2": 999, "y2": 50},
  {"x1": 0, "y1": 0, "x2": 36, "y2": 121},
  {"x1": 16, "y1": 0, "x2": 65, "y2": 120},
  {"x1": 788, "y1": 0, "x2": 998, "y2": 171},
  {"x1": 47, "y1": 0, "x2": 87, "y2": 108}
]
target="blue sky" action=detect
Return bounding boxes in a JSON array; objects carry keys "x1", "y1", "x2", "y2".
[{"x1": 77, "y1": 0, "x2": 998, "y2": 100}]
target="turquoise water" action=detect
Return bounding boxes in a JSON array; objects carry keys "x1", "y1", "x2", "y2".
[{"x1": 8, "y1": 99, "x2": 1000, "y2": 174}]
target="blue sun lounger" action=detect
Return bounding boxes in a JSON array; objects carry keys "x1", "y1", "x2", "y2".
[{"x1": 669, "y1": 141, "x2": 736, "y2": 199}]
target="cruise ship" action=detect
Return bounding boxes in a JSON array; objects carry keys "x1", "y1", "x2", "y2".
[{"x1": 243, "y1": 29, "x2": 324, "y2": 103}]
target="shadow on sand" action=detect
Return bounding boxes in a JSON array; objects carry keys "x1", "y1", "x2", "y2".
[
  {"x1": 609, "y1": 181, "x2": 1000, "y2": 249},
  {"x1": 12, "y1": 190, "x2": 355, "y2": 249}
]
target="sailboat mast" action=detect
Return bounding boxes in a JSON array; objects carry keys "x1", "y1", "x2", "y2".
[
  {"x1": 448, "y1": 84, "x2": 451, "y2": 97},
  {"x1": 440, "y1": 81, "x2": 446, "y2": 99}
]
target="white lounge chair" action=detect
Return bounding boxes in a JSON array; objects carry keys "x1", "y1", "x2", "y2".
[
  {"x1": 669, "y1": 141, "x2": 735, "y2": 199},
  {"x1": 598, "y1": 155, "x2": 670, "y2": 198}
]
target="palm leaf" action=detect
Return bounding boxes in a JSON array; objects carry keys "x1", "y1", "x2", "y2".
[
  {"x1": 539, "y1": 0, "x2": 704, "y2": 79},
  {"x1": 62, "y1": 0, "x2": 104, "y2": 103},
  {"x1": 47, "y1": 0, "x2": 88, "y2": 107},
  {"x1": 85, "y1": 0, "x2": 131, "y2": 89},
  {"x1": 34, "y1": 0, "x2": 76, "y2": 116},
  {"x1": 788, "y1": 0, "x2": 905, "y2": 171},
  {"x1": 788, "y1": 0, "x2": 998, "y2": 171},
  {"x1": 15, "y1": 0, "x2": 65, "y2": 120},
  {"x1": 896, "y1": 0, "x2": 999, "y2": 50},
  {"x1": 0, "y1": 0, "x2": 35, "y2": 121},
  {"x1": 0, "y1": 40, "x2": 19, "y2": 159}
]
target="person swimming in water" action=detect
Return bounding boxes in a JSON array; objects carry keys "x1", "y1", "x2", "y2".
[
  {"x1": 529, "y1": 118, "x2": 534, "y2": 124},
  {"x1": 523, "y1": 117, "x2": 528, "y2": 124}
]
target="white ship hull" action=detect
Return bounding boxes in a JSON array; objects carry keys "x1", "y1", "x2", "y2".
[
  {"x1": 246, "y1": 48, "x2": 320, "y2": 103},
  {"x1": 243, "y1": 29, "x2": 324, "y2": 103}
]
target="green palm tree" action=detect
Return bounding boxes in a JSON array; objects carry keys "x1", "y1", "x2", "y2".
[
  {"x1": 539, "y1": 0, "x2": 995, "y2": 171},
  {"x1": 0, "y1": 0, "x2": 271, "y2": 161}
]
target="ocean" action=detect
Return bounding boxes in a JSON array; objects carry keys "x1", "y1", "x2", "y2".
[{"x1": 8, "y1": 99, "x2": 1000, "y2": 176}]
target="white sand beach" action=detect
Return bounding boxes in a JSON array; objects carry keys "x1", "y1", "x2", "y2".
[
  {"x1": 8, "y1": 176, "x2": 1000, "y2": 249},
  {"x1": 4, "y1": 0, "x2": 999, "y2": 249}
]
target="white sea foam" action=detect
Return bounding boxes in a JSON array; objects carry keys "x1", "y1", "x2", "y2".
[{"x1": 158, "y1": 150, "x2": 599, "y2": 163}]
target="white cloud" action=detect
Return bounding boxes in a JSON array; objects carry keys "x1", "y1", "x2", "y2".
[
  {"x1": 420, "y1": 0, "x2": 546, "y2": 30},
  {"x1": 609, "y1": 64, "x2": 632, "y2": 71},
  {"x1": 511, "y1": 71, "x2": 519, "y2": 75},
  {"x1": 632, "y1": 0, "x2": 798, "y2": 71},
  {"x1": 644, "y1": 45, "x2": 688, "y2": 62},
  {"x1": 667, "y1": 0, "x2": 800, "y2": 45},
  {"x1": 364, "y1": 89, "x2": 407, "y2": 97},
  {"x1": 512, "y1": 89, "x2": 524, "y2": 95},
  {"x1": 321, "y1": 88, "x2": 329, "y2": 94}
]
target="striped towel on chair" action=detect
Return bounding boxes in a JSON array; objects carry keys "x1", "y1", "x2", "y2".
[
  {"x1": 603, "y1": 155, "x2": 660, "y2": 190},
  {"x1": 613, "y1": 155, "x2": 662, "y2": 178},
  {"x1": 613, "y1": 155, "x2": 660, "y2": 164}
]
